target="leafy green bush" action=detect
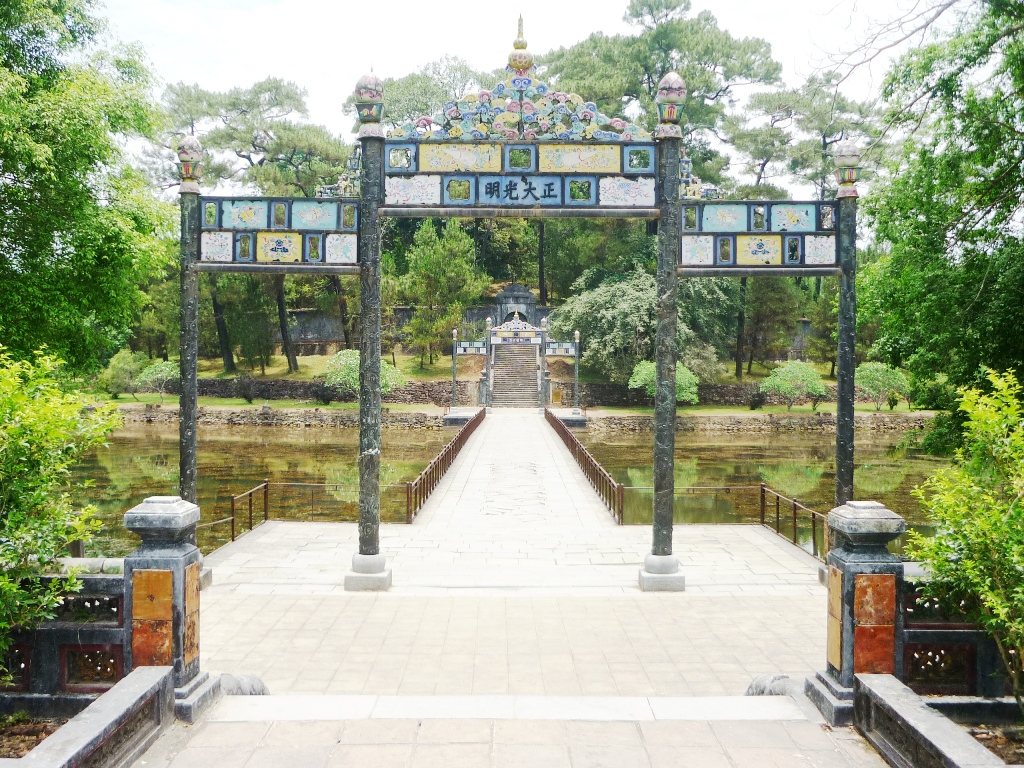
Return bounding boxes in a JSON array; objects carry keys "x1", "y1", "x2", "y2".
[
  {"x1": 628, "y1": 360, "x2": 699, "y2": 404},
  {"x1": 324, "y1": 350, "x2": 406, "y2": 396},
  {"x1": 907, "y1": 370, "x2": 1024, "y2": 716},
  {"x1": 0, "y1": 350, "x2": 121, "y2": 682},
  {"x1": 910, "y1": 375, "x2": 958, "y2": 411},
  {"x1": 136, "y1": 361, "x2": 179, "y2": 403},
  {"x1": 97, "y1": 349, "x2": 147, "y2": 399},
  {"x1": 856, "y1": 362, "x2": 910, "y2": 411},
  {"x1": 759, "y1": 361, "x2": 828, "y2": 410},
  {"x1": 235, "y1": 374, "x2": 256, "y2": 404}
]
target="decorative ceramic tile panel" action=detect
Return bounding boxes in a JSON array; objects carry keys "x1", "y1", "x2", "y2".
[
  {"x1": 599, "y1": 177, "x2": 655, "y2": 207},
  {"x1": 420, "y1": 143, "x2": 501, "y2": 172},
  {"x1": 702, "y1": 205, "x2": 748, "y2": 232},
  {"x1": 805, "y1": 236, "x2": 837, "y2": 265},
  {"x1": 385, "y1": 175, "x2": 442, "y2": 205},
  {"x1": 680, "y1": 236, "x2": 714, "y2": 266},
  {"x1": 256, "y1": 232, "x2": 302, "y2": 263},
  {"x1": 737, "y1": 235, "x2": 782, "y2": 266},
  {"x1": 325, "y1": 234, "x2": 357, "y2": 264},
  {"x1": 221, "y1": 200, "x2": 268, "y2": 229},
  {"x1": 291, "y1": 200, "x2": 339, "y2": 230},
  {"x1": 539, "y1": 144, "x2": 620, "y2": 173},
  {"x1": 771, "y1": 204, "x2": 816, "y2": 232},
  {"x1": 479, "y1": 175, "x2": 562, "y2": 205},
  {"x1": 200, "y1": 232, "x2": 232, "y2": 262}
]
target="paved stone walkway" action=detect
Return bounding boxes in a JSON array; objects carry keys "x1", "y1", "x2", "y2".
[{"x1": 132, "y1": 410, "x2": 886, "y2": 767}]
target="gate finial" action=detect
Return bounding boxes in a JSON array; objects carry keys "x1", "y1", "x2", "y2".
[{"x1": 509, "y1": 16, "x2": 534, "y2": 73}]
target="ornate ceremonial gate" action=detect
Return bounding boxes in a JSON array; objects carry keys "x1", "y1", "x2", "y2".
[{"x1": 175, "y1": 19, "x2": 861, "y2": 590}]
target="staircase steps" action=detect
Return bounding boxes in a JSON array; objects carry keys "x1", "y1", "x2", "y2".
[{"x1": 491, "y1": 345, "x2": 538, "y2": 408}]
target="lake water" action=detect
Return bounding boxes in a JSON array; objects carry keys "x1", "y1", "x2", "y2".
[
  {"x1": 71, "y1": 423, "x2": 946, "y2": 558},
  {"x1": 575, "y1": 430, "x2": 947, "y2": 554}
]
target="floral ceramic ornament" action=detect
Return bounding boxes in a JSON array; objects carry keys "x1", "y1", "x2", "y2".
[
  {"x1": 353, "y1": 73, "x2": 385, "y2": 138},
  {"x1": 655, "y1": 72, "x2": 686, "y2": 139},
  {"x1": 177, "y1": 135, "x2": 203, "y2": 194}
]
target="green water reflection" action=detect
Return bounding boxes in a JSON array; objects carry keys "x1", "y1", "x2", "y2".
[
  {"x1": 71, "y1": 424, "x2": 457, "y2": 557},
  {"x1": 576, "y1": 431, "x2": 947, "y2": 555}
]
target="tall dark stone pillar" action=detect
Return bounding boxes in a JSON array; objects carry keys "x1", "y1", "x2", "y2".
[
  {"x1": 640, "y1": 72, "x2": 687, "y2": 591},
  {"x1": 176, "y1": 137, "x2": 202, "y2": 505},
  {"x1": 346, "y1": 73, "x2": 392, "y2": 591},
  {"x1": 832, "y1": 141, "x2": 862, "y2": 507}
]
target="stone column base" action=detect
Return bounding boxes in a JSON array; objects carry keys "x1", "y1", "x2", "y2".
[
  {"x1": 344, "y1": 553, "x2": 393, "y2": 592},
  {"x1": 174, "y1": 672, "x2": 223, "y2": 723},
  {"x1": 638, "y1": 553, "x2": 686, "y2": 592},
  {"x1": 805, "y1": 670, "x2": 853, "y2": 726}
]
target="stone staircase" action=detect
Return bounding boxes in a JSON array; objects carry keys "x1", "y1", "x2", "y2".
[{"x1": 491, "y1": 344, "x2": 539, "y2": 408}]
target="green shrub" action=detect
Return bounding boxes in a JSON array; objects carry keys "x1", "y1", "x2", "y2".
[
  {"x1": 759, "y1": 361, "x2": 827, "y2": 410},
  {"x1": 324, "y1": 350, "x2": 406, "y2": 396},
  {"x1": 856, "y1": 362, "x2": 910, "y2": 411},
  {"x1": 910, "y1": 375, "x2": 958, "y2": 411},
  {"x1": 907, "y1": 370, "x2": 1024, "y2": 717},
  {"x1": 136, "y1": 361, "x2": 179, "y2": 403},
  {"x1": 0, "y1": 349, "x2": 121, "y2": 683},
  {"x1": 97, "y1": 349, "x2": 147, "y2": 399},
  {"x1": 628, "y1": 360, "x2": 699, "y2": 405},
  {"x1": 235, "y1": 374, "x2": 256, "y2": 404}
]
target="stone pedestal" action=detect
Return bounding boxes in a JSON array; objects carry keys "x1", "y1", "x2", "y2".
[
  {"x1": 806, "y1": 501, "x2": 905, "y2": 725},
  {"x1": 344, "y1": 553, "x2": 392, "y2": 592},
  {"x1": 638, "y1": 553, "x2": 686, "y2": 592}
]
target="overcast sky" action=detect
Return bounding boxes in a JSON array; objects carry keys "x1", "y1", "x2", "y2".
[{"x1": 101, "y1": 0, "x2": 914, "y2": 139}]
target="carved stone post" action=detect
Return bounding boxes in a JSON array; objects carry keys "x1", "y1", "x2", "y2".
[
  {"x1": 573, "y1": 330, "x2": 581, "y2": 415},
  {"x1": 123, "y1": 496, "x2": 219, "y2": 718},
  {"x1": 485, "y1": 317, "x2": 493, "y2": 409},
  {"x1": 177, "y1": 137, "x2": 202, "y2": 505},
  {"x1": 346, "y1": 73, "x2": 391, "y2": 591},
  {"x1": 539, "y1": 317, "x2": 548, "y2": 411},
  {"x1": 640, "y1": 72, "x2": 686, "y2": 591},
  {"x1": 834, "y1": 141, "x2": 861, "y2": 507},
  {"x1": 805, "y1": 501, "x2": 905, "y2": 725},
  {"x1": 452, "y1": 328, "x2": 458, "y2": 410}
]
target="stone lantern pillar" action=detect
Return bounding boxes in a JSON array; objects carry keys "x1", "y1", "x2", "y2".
[
  {"x1": 177, "y1": 136, "x2": 203, "y2": 507},
  {"x1": 806, "y1": 501, "x2": 905, "y2": 725},
  {"x1": 639, "y1": 72, "x2": 686, "y2": 592},
  {"x1": 539, "y1": 318, "x2": 549, "y2": 411}
]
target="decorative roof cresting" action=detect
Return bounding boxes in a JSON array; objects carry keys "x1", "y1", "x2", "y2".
[{"x1": 388, "y1": 19, "x2": 651, "y2": 143}]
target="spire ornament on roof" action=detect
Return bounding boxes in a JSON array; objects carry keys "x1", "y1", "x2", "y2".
[{"x1": 508, "y1": 16, "x2": 534, "y2": 74}]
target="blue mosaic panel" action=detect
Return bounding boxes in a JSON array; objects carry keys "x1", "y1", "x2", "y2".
[
  {"x1": 770, "y1": 204, "x2": 815, "y2": 232},
  {"x1": 702, "y1": 205, "x2": 748, "y2": 232},
  {"x1": 292, "y1": 200, "x2": 339, "y2": 231},
  {"x1": 386, "y1": 144, "x2": 418, "y2": 174},
  {"x1": 565, "y1": 176, "x2": 598, "y2": 206},
  {"x1": 221, "y1": 200, "x2": 268, "y2": 230},
  {"x1": 478, "y1": 175, "x2": 563, "y2": 206},
  {"x1": 504, "y1": 145, "x2": 537, "y2": 173}
]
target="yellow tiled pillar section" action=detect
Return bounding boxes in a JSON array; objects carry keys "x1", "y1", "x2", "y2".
[
  {"x1": 131, "y1": 569, "x2": 174, "y2": 666},
  {"x1": 852, "y1": 573, "x2": 896, "y2": 674}
]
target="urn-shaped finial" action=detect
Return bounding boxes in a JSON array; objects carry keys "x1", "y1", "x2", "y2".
[
  {"x1": 353, "y1": 73, "x2": 385, "y2": 139},
  {"x1": 655, "y1": 72, "x2": 686, "y2": 139},
  {"x1": 508, "y1": 16, "x2": 534, "y2": 73},
  {"x1": 833, "y1": 140, "x2": 863, "y2": 198},
  {"x1": 176, "y1": 135, "x2": 203, "y2": 194}
]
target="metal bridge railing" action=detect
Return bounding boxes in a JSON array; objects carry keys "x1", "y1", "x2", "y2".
[
  {"x1": 544, "y1": 408, "x2": 623, "y2": 524},
  {"x1": 406, "y1": 408, "x2": 486, "y2": 523}
]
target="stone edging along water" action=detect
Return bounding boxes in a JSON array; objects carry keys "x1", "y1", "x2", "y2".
[{"x1": 117, "y1": 404, "x2": 931, "y2": 433}]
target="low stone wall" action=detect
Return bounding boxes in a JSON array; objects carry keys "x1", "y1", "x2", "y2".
[
  {"x1": 119, "y1": 404, "x2": 446, "y2": 429},
  {"x1": 192, "y1": 378, "x2": 473, "y2": 407},
  {"x1": 552, "y1": 381, "x2": 878, "y2": 408},
  {"x1": 587, "y1": 411, "x2": 933, "y2": 434}
]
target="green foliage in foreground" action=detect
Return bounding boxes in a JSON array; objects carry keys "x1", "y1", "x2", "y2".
[
  {"x1": 0, "y1": 349, "x2": 121, "y2": 682},
  {"x1": 760, "y1": 361, "x2": 827, "y2": 411},
  {"x1": 907, "y1": 370, "x2": 1024, "y2": 717},
  {"x1": 856, "y1": 362, "x2": 910, "y2": 412},
  {"x1": 628, "y1": 360, "x2": 699, "y2": 405},
  {"x1": 323, "y1": 350, "x2": 406, "y2": 396}
]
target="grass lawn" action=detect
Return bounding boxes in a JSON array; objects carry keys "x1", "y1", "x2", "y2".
[
  {"x1": 101, "y1": 392, "x2": 442, "y2": 413},
  {"x1": 197, "y1": 351, "x2": 485, "y2": 383}
]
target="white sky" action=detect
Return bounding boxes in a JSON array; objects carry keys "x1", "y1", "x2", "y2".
[{"x1": 101, "y1": 0, "x2": 914, "y2": 140}]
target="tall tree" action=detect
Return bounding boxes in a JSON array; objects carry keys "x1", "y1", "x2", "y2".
[
  {"x1": 742, "y1": 277, "x2": 800, "y2": 374},
  {"x1": 0, "y1": 0, "x2": 166, "y2": 371},
  {"x1": 863, "y1": 0, "x2": 1024, "y2": 387}
]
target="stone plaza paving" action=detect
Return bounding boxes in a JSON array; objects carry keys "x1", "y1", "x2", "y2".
[{"x1": 133, "y1": 410, "x2": 887, "y2": 767}]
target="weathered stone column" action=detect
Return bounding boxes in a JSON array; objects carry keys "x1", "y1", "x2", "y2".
[
  {"x1": 176, "y1": 137, "x2": 202, "y2": 505},
  {"x1": 485, "y1": 317, "x2": 493, "y2": 409},
  {"x1": 834, "y1": 141, "x2": 862, "y2": 507},
  {"x1": 346, "y1": 73, "x2": 391, "y2": 591},
  {"x1": 806, "y1": 501, "x2": 905, "y2": 726},
  {"x1": 640, "y1": 72, "x2": 686, "y2": 591},
  {"x1": 452, "y1": 328, "x2": 459, "y2": 410},
  {"x1": 573, "y1": 330, "x2": 581, "y2": 415}
]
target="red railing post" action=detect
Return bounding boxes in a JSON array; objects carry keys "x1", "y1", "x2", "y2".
[
  {"x1": 792, "y1": 498, "x2": 798, "y2": 544},
  {"x1": 248, "y1": 492, "x2": 253, "y2": 532},
  {"x1": 811, "y1": 513, "x2": 818, "y2": 557},
  {"x1": 263, "y1": 479, "x2": 269, "y2": 522},
  {"x1": 775, "y1": 494, "x2": 780, "y2": 532},
  {"x1": 406, "y1": 482, "x2": 413, "y2": 524},
  {"x1": 760, "y1": 483, "x2": 766, "y2": 525},
  {"x1": 230, "y1": 495, "x2": 236, "y2": 541}
]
